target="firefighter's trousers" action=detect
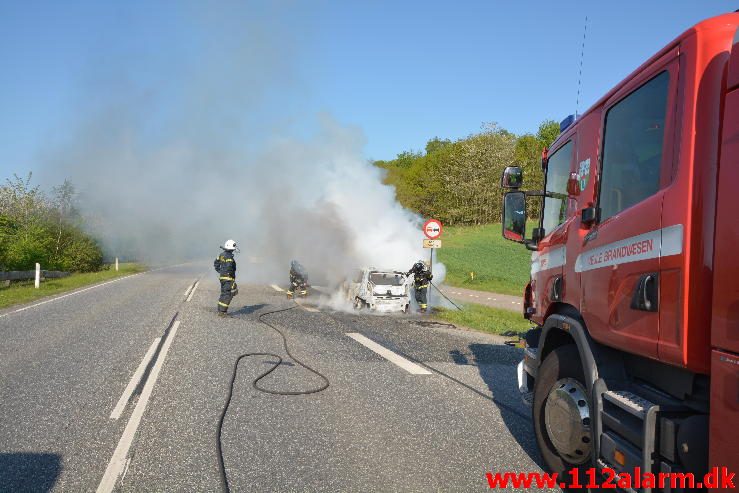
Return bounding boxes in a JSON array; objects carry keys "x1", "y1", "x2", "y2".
[
  {"x1": 414, "y1": 284, "x2": 429, "y2": 310},
  {"x1": 218, "y1": 278, "x2": 236, "y2": 312}
]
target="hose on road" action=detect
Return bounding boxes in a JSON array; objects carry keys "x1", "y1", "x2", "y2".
[{"x1": 216, "y1": 304, "x2": 330, "y2": 493}]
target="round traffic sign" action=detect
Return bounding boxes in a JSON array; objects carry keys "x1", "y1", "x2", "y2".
[{"x1": 423, "y1": 219, "x2": 443, "y2": 240}]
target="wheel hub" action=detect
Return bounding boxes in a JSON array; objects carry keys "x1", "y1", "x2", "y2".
[{"x1": 544, "y1": 378, "x2": 592, "y2": 464}]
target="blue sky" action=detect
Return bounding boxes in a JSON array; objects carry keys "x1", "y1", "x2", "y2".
[{"x1": 0, "y1": 1, "x2": 732, "y2": 178}]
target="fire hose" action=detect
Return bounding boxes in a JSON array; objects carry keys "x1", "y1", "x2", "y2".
[
  {"x1": 429, "y1": 281, "x2": 463, "y2": 311},
  {"x1": 215, "y1": 304, "x2": 330, "y2": 492}
]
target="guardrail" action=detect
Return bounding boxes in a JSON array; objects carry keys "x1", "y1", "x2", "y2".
[
  {"x1": 0, "y1": 271, "x2": 70, "y2": 281},
  {"x1": 0, "y1": 270, "x2": 70, "y2": 283}
]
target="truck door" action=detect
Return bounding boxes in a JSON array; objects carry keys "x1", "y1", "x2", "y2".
[
  {"x1": 578, "y1": 50, "x2": 679, "y2": 360},
  {"x1": 532, "y1": 138, "x2": 574, "y2": 317}
]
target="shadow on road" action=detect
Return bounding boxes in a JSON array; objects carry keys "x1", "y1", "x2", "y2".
[
  {"x1": 451, "y1": 343, "x2": 545, "y2": 470},
  {"x1": 231, "y1": 303, "x2": 267, "y2": 316},
  {"x1": 0, "y1": 452, "x2": 62, "y2": 492}
]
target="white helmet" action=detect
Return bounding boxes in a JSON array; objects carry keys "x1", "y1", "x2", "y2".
[{"x1": 223, "y1": 239, "x2": 237, "y2": 251}]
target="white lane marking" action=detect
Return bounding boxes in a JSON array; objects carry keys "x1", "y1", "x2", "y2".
[
  {"x1": 0, "y1": 263, "x2": 196, "y2": 320},
  {"x1": 270, "y1": 284, "x2": 284, "y2": 292},
  {"x1": 110, "y1": 338, "x2": 161, "y2": 420},
  {"x1": 487, "y1": 297, "x2": 492, "y2": 300},
  {"x1": 0, "y1": 273, "x2": 144, "y2": 319},
  {"x1": 186, "y1": 281, "x2": 199, "y2": 302},
  {"x1": 296, "y1": 301, "x2": 319, "y2": 313},
  {"x1": 346, "y1": 333, "x2": 432, "y2": 375},
  {"x1": 97, "y1": 321, "x2": 180, "y2": 493},
  {"x1": 184, "y1": 283, "x2": 194, "y2": 297}
]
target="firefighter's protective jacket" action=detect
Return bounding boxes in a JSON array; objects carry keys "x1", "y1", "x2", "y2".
[
  {"x1": 214, "y1": 250, "x2": 236, "y2": 280},
  {"x1": 408, "y1": 265, "x2": 433, "y2": 287},
  {"x1": 290, "y1": 267, "x2": 307, "y2": 285}
]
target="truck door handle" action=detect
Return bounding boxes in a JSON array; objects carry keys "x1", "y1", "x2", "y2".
[{"x1": 631, "y1": 273, "x2": 658, "y2": 312}]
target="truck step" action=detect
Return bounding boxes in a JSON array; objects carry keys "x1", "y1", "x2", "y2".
[
  {"x1": 599, "y1": 389, "x2": 661, "y2": 492},
  {"x1": 521, "y1": 390, "x2": 533, "y2": 407},
  {"x1": 603, "y1": 390, "x2": 658, "y2": 420}
]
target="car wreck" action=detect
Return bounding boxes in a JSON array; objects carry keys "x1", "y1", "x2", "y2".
[{"x1": 347, "y1": 268, "x2": 410, "y2": 313}]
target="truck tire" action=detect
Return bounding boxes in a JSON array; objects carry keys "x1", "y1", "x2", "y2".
[{"x1": 533, "y1": 344, "x2": 593, "y2": 478}]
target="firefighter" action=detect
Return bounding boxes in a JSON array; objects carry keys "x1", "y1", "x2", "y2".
[
  {"x1": 214, "y1": 239, "x2": 238, "y2": 316},
  {"x1": 286, "y1": 260, "x2": 308, "y2": 299},
  {"x1": 407, "y1": 260, "x2": 433, "y2": 313}
]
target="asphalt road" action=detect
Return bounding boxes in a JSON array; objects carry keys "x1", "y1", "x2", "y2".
[{"x1": 0, "y1": 264, "x2": 553, "y2": 492}]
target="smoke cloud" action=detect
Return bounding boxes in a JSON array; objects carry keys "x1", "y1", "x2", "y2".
[{"x1": 41, "y1": 2, "x2": 441, "y2": 290}]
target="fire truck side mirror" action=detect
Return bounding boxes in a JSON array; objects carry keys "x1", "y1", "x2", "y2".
[
  {"x1": 501, "y1": 166, "x2": 523, "y2": 189},
  {"x1": 502, "y1": 191, "x2": 527, "y2": 243},
  {"x1": 581, "y1": 206, "x2": 597, "y2": 227}
]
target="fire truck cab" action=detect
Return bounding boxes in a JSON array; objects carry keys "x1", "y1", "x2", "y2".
[{"x1": 501, "y1": 12, "x2": 739, "y2": 487}]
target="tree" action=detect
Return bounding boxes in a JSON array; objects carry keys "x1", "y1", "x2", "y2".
[
  {"x1": 425, "y1": 137, "x2": 451, "y2": 155},
  {"x1": 0, "y1": 174, "x2": 103, "y2": 272},
  {"x1": 373, "y1": 118, "x2": 559, "y2": 225},
  {"x1": 51, "y1": 180, "x2": 77, "y2": 259}
]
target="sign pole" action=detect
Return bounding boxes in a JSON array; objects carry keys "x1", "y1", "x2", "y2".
[{"x1": 422, "y1": 218, "x2": 443, "y2": 276}]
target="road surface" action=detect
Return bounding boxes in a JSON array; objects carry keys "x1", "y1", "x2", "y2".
[{"x1": 0, "y1": 264, "x2": 552, "y2": 492}]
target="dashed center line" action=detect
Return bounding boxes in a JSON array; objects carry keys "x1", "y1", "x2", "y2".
[
  {"x1": 186, "y1": 281, "x2": 199, "y2": 302},
  {"x1": 270, "y1": 284, "x2": 284, "y2": 292},
  {"x1": 296, "y1": 300, "x2": 320, "y2": 313},
  {"x1": 97, "y1": 320, "x2": 180, "y2": 493},
  {"x1": 346, "y1": 333, "x2": 432, "y2": 375},
  {"x1": 109, "y1": 338, "x2": 161, "y2": 420}
]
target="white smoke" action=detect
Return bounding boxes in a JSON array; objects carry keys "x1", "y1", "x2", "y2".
[{"x1": 39, "y1": 2, "x2": 445, "y2": 297}]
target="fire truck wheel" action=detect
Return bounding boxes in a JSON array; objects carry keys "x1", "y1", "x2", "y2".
[{"x1": 533, "y1": 344, "x2": 593, "y2": 477}]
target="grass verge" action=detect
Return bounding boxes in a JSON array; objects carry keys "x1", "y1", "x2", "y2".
[
  {"x1": 433, "y1": 303, "x2": 532, "y2": 336},
  {"x1": 0, "y1": 263, "x2": 147, "y2": 310},
  {"x1": 436, "y1": 223, "x2": 533, "y2": 295}
]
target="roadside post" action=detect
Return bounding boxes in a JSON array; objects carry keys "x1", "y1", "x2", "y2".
[
  {"x1": 115, "y1": 257, "x2": 119, "y2": 272},
  {"x1": 421, "y1": 219, "x2": 460, "y2": 310},
  {"x1": 422, "y1": 218, "x2": 443, "y2": 275},
  {"x1": 35, "y1": 263, "x2": 40, "y2": 289}
]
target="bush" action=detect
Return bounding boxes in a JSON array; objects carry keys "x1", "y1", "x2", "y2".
[
  {"x1": 58, "y1": 234, "x2": 104, "y2": 272},
  {"x1": 0, "y1": 174, "x2": 104, "y2": 272}
]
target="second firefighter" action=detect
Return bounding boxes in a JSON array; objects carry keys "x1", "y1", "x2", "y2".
[{"x1": 407, "y1": 260, "x2": 433, "y2": 313}]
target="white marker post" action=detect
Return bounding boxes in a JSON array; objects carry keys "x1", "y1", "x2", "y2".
[
  {"x1": 115, "y1": 257, "x2": 119, "y2": 272},
  {"x1": 35, "y1": 263, "x2": 41, "y2": 289}
]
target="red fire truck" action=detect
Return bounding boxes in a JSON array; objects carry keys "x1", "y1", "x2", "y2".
[{"x1": 501, "y1": 12, "x2": 739, "y2": 488}]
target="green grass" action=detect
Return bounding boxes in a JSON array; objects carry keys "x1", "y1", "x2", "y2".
[
  {"x1": 433, "y1": 303, "x2": 532, "y2": 336},
  {"x1": 436, "y1": 223, "x2": 533, "y2": 295},
  {"x1": 0, "y1": 263, "x2": 147, "y2": 310}
]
